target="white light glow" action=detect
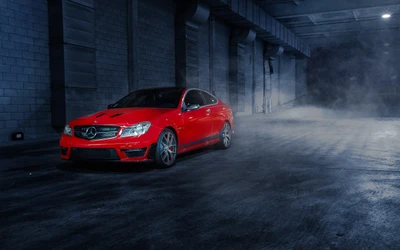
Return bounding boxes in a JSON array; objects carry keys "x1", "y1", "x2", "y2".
[{"x1": 382, "y1": 14, "x2": 391, "y2": 18}]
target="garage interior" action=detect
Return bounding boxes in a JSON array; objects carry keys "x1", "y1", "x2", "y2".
[{"x1": 1, "y1": 0, "x2": 400, "y2": 249}]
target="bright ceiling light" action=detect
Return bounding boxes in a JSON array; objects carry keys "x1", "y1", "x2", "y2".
[{"x1": 382, "y1": 14, "x2": 391, "y2": 18}]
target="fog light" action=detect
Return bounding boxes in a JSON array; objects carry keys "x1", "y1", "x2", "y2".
[
  {"x1": 121, "y1": 148, "x2": 147, "y2": 158},
  {"x1": 60, "y1": 147, "x2": 68, "y2": 155}
]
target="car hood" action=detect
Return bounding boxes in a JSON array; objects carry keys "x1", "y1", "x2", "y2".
[{"x1": 70, "y1": 108, "x2": 175, "y2": 127}]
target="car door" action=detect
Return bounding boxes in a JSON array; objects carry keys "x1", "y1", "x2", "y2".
[
  {"x1": 180, "y1": 90, "x2": 212, "y2": 149},
  {"x1": 200, "y1": 90, "x2": 221, "y2": 137}
]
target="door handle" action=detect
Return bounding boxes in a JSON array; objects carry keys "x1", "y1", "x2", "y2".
[{"x1": 206, "y1": 109, "x2": 211, "y2": 114}]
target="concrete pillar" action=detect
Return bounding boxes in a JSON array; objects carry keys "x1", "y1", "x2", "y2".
[
  {"x1": 264, "y1": 44, "x2": 284, "y2": 113},
  {"x1": 175, "y1": 0, "x2": 210, "y2": 88},
  {"x1": 48, "y1": 0, "x2": 96, "y2": 128},
  {"x1": 208, "y1": 15, "x2": 216, "y2": 93},
  {"x1": 229, "y1": 28, "x2": 256, "y2": 114}
]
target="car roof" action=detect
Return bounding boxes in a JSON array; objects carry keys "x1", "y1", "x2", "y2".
[{"x1": 135, "y1": 86, "x2": 186, "y2": 92}]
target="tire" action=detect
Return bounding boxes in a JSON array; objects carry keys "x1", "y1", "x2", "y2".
[
  {"x1": 155, "y1": 128, "x2": 177, "y2": 168},
  {"x1": 216, "y1": 121, "x2": 232, "y2": 149}
]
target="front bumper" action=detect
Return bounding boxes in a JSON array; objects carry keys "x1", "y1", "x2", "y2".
[{"x1": 59, "y1": 134, "x2": 157, "y2": 162}]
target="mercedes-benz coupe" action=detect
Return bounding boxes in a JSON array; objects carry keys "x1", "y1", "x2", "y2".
[{"x1": 60, "y1": 87, "x2": 234, "y2": 167}]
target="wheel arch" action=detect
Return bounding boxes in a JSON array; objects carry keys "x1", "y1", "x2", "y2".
[
  {"x1": 220, "y1": 119, "x2": 231, "y2": 131},
  {"x1": 164, "y1": 126, "x2": 178, "y2": 144}
]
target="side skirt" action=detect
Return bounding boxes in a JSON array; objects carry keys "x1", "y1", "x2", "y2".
[{"x1": 178, "y1": 134, "x2": 220, "y2": 151}]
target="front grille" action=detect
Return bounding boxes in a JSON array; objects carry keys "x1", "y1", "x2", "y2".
[
  {"x1": 121, "y1": 148, "x2": 147, "y2": 158},
  {"x1": 70, "y1": 148, "x2": 120, "y2": 161},
  {"x1": 74, "y1": 125, "x2": 120, "y2": 140}
]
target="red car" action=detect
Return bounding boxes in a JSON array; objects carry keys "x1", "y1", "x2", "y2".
[{"x1": 60, "y1": 87, "x2": 234, "y2": 167}]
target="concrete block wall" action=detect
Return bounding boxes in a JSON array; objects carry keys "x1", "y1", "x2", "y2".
[
  {"x1": 0, "y1": 0, "x2": 58, "y2": 143},
  {"x1": 138, "y1": 0, "x2": 176, "y2": 89},
  {"x1": 94, "y1": 0, "x2": 128, "y2": 110},
  {"x1": 95, "y1": 0, "x2": 129, "y2": 110}
]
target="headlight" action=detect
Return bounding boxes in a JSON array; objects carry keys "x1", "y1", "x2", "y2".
[
  {"x1": 63, "y1": 125, "x2": 72, "y2": 136},
  {"x1": 120, "y1": 122, "x2": 151, "y2": 138}
]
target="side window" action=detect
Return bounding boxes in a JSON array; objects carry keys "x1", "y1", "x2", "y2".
[
  {"x1": 184, "y1": 90, "x2": 204, "y2": 107},
  {"x1": 201, "y1": 91, "x2": 218, "y2": 105}
]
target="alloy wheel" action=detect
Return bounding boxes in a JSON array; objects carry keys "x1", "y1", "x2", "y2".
[
  {"x1": 160, "y1": 131, "x2": 177, "y2": 166},
  {"x1": 222, "y1": 123, "x2": 231, "y2": 148}
]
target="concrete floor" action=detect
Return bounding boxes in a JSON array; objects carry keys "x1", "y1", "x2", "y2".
[{"x1": 1, "y1": 107, "x2": 400, "y2": 250}]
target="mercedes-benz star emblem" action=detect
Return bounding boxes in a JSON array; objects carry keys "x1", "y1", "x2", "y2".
[{"x1": 85, "y1": 126, "x2": 97, "y2": 139}]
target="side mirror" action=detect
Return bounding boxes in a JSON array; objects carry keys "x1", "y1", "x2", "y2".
[
  {"x1": 185, "y1": 103, "x2": 200, "y2": 111},
  {"x1": 107, "y1": 104, "x2": 115, "y2": 109}
]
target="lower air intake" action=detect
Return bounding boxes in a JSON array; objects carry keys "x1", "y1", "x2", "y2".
[{"x1": 70, "y1": 148, "x2": 120, "y2": 161}]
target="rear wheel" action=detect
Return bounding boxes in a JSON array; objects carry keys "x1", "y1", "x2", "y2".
[
  {"x1": 155, "y1": 128, "x2": 177, "y2": 168},
  {"x1": 217, "y1": 122, "x2": 231, "y2": 149}
]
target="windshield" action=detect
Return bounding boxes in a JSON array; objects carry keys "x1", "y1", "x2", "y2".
[{"x1": 110, "y1": 88, "x2": 184, "y2": 109}]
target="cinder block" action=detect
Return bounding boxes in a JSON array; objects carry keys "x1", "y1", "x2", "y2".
[
  {"x1": 9, "y1": 50, "x2": 22, "y2": 58},
  {"x1": 21, "y1": 4, "x2": 34, "y2": 15},
  {"x1": 10, "y1": 82, "x2": 24, "y2": 89},
  {"x1": 22, "y1": 51, "x2": 34, "y2": 60},
  {"x1": 23, "y1": 82, "x2": 35, "y2": 89},
  {"x1": 7, "y1": 2, "x2": 21, "y2": 11},
  {"x1": 11, "y1": 112, "x2": 24, "y2": 120},
  {"x1": 4, "y1": 89, "x2": 18, "y2": 96},
  {"x1": 15, "y1": 27, "x2": 28, "y2": 36},
  {"x1": 34, "y1": 53, "x2": 45, "y2": 61},
  {"x1": 17, "y1": 104, "x2": 30, "y2": 112},
  {"x1": 1, "y1": 8, "x2": 14, "y2": 18},
  {"x1": 10, "y1": 66, "x2": 23, "y2": 73},
  {"x1": 0, "y1": 0, "x2": 7, "y2": 8},
  {"x1": 23, "y1": 97, "x2": 35, "y2": 104},
  {"x1": 1, "y1": 40, "x2": 15, "y2": 49},
  {"x1": 11, "y1": 97, "x2": 24, "y2": 104},
  {"x1": 23, "y1": 67, "x2": 34, "y2": 74},
  {"x1": 2, "y1": 57, "x2": 16, "y2": 65},
  {"x1": 17, "y1": 74, "x2": 28, "y2": 81},
  {"x1": 3, "y1": 73, "x2": 17, "y2": 81},
  {"x1": 0, "y1": 111, "x2": 11, "y2": 120},
  {"x1": 0, "y1": 64, "x2": 10, "y2": 72},
  {"x1": 6, "y1": 120, "x2": 18, "y2": 128},
  {"x1": 1, "y1": 23, "x2": 14, "y2": 33}
]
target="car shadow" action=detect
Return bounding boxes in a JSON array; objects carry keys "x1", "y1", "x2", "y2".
[
  {"x1": 56, "y1": 161, "x2": 156, "y2": 174},
  {"x1": 56, "y1": 145, "x2": 218, "y2": 174}
]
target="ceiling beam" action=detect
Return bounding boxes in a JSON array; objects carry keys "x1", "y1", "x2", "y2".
[
  {"x1": 262, "y1": 0, "x2": 400, "y2": 18},
  {"x1": 201, "y1": 0, "x2": 310, "y2": 57},
  {"x1": 301, "y1": 28, "x2": 400, "y2": 39},
  {"x1": 255, "y1": 0, "x2": 303, "y2": 5},
  {"x1": 291, "y1": 17, "x2": 400, "y2": 35},
  {"x1": 306, "y1": 29, "x2": 400, "y2": 46}
]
